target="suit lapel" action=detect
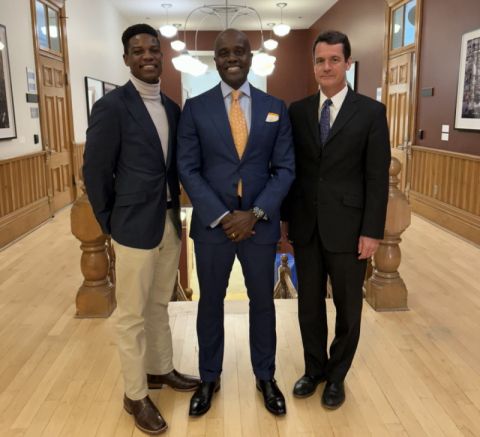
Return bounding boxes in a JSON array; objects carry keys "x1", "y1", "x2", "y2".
[
  {"x1": 305, "y1": 92, "x2": 322, "y2": 157},
  {"x1": 205, "y1": 84, "x2": 239, "y2": 158},
  {"x1": 123, "y1": 81, "x2": 166, "y2": 166},
  {"x1": 244, "y1": 86, "x2": 269, "y2": 160},
  {"x1": 324, "y1": 88, "x2": 359, "y2": 147},
  {"x1": 161, "y1": 93, "x2": 174, "y2": 169}
]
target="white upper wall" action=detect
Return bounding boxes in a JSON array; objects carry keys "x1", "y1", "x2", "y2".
[
  {"x1": 0, "y1": 0, "x2": 130, "y2": 159},
  {"x1": 67, "y1": 0, "x2": 130, "y2": 143}
]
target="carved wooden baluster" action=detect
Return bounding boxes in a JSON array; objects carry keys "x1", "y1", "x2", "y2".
[
  {"x1": 172, "y1": 271, "x2": 193, "y2": 301},
  {"x1": 366, "y1": 157, "x2": 411, "y2": 311},
  {"x1": 71, "y1": 192, "x2": 116, "y2": 317}
]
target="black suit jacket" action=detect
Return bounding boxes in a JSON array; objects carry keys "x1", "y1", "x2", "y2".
[
  {"x1": 283, "y1": 88, "x2": 391, "y2": 252},
  {"x1": 83, "y1": 80, "x2": 181, "y2": 249}
]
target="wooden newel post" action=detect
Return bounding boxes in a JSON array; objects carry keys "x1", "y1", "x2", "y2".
[
  {"x1": 71, "y1": 191, "x2": 116, "y2": 317},
  {"x1": 365, "y1": 157, "x2": 410, "y2": 311}
]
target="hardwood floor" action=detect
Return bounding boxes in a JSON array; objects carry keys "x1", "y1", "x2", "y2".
[{"x1": 0, "y1": 208, "x2": 479, "y2": 436}]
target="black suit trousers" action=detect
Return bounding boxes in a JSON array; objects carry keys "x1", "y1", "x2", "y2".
[{"x1": 294, "y1": 224, "x2": 366, "y2": 383}]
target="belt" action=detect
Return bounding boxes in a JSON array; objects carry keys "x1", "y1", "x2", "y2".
[{"x1": 167, "y1": 200, "x2": 173, "y2": 209}]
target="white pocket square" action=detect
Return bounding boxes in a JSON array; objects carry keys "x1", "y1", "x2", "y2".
[{"x1": 265, "y1": 112, "x2": 279, "y2": 122}]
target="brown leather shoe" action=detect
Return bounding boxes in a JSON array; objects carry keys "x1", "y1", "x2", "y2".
[
  {"x1": 123, "y1": 395, "x2": 167, "y2": 435},
  {"x1": 147, "y1": 369, "x2": 200, "y2": 391}
]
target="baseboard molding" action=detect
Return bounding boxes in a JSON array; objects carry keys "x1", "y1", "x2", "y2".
[
  {"x1": 409, "y1": 191, "x2": 480, "y2": 245},
  {"x1": 0, "y1": 198, "x2": 51, "y2": 248}
]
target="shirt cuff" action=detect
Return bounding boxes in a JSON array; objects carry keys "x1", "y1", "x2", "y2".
[{"x1": 210, "y1": 211, "x2": 230, "y2": 228}]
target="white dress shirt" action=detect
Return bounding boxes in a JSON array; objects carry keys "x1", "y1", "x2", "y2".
[{"x1": 319, "y1": 84, "x2": 349, "y2": 127}]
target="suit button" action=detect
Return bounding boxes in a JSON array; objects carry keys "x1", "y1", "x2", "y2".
[{"x1": 319, "y1": 177, "x2": 324, "y2": 182}]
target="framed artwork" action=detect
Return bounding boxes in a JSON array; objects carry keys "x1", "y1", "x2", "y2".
[
  {"x1": 346, "y1": 61, "x2": 357, "y2": 91},
  {"x1": 103, "y1": 81, "x2": 118, "y2": 95},
  {"x1": 0, "y1": 24, "x2": 17, "y2": 140},
  {"x1": 85, "y1": 76, "x2": 104, "y2": 118},
  {"x1": 455, "y1": 28, "x2": 480, "y2": 130}
]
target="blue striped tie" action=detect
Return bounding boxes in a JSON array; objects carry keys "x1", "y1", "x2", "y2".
[{"x1": 319, "y1": 99, "x2": 332, "y2": 146}]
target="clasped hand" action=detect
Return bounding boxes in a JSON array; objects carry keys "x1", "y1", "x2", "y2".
[{"x1": 221, "y1": 210, "x2": 257, "y2": 243}]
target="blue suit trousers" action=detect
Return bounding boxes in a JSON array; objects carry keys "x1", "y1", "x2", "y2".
[{"x1": 194, "y1": 239, "x2": 277, "y2": 382}]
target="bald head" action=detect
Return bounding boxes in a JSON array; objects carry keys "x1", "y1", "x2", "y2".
[
  {"x1": 214, "y1": 28, "x2": 252, "y2": 89},
  {"x1": 214, "y1": 28, "x2": 251, "y2": 54}
]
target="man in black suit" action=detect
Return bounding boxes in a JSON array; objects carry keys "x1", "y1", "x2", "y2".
[
  {"x1": 83, "y1": 24, "x2": 199, "y2": 435},
  {"x1": 282, "y1": 30, "x2": 390, "y2": 409}
]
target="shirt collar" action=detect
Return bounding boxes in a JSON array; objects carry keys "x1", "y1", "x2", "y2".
[
  {"x1": 221, "y1": 80, "x2": 251, "y2": 99},
  {"x1": 319, "y1": 84, "x2": 348, "y2": 109}
]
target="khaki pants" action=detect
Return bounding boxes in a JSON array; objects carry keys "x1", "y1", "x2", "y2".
[{"x1": 113, "y1": 210, "x2": 181, "y2": 400}]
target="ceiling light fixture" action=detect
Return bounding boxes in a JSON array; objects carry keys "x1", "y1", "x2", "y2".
[
  {"x1": 171, "y1": 2, "x2": 277, "y2": 77},
  {"x1": 159, "y1": 4, "x2": 178, "y2": 38},
  {"x1": 170, "y1": 24, "x2": 186, "y2": 51},
  {"x1": 252, "y1": 49, "x2": 276, "y2": 76},
  {"x1": 171, "y1": 39, "x2": 186, "y2": 51},
  {"x1": 273, "y1": 3, "x2": 290, "y2": 37},
  {"x1": 263, "y1": 23, "x2": 279, "y2": 51}
]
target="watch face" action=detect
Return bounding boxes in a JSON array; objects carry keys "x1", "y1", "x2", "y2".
[{"x1": 253, "y1": 206, "x2": 265, "y2": 219}]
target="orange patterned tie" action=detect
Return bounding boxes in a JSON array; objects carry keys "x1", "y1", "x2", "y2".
[{"x1": 229, "y1": 89, "x2": 248, "y2": 196}]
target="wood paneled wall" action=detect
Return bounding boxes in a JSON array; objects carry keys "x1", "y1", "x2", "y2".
[
  {"x1": 0, "y1": 152, "x2": 51, "y2": 247},
  {"x1": 73, "y1": 142, "x2": 85, "y2": 191},
  {"x1": 409, "y1": 146, "x2": 480, "y2": 245}
]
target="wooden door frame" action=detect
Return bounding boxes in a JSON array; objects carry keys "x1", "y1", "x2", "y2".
[
  {"x1": 382, "y1": 0, "x2": 423, "y2": 142},
  {"x1": 382, "y1": 0, "x2": 423, "y2": 197},
  {"x1": 30, "y1": 0, "x2": 77, "y2": 214}
]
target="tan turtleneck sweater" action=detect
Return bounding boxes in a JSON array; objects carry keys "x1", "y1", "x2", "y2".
[{"x1": 129, "y1": 74, "x2": 171, "y2": 200}]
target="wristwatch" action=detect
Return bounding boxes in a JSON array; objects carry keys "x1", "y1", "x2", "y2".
[{"x1": 251, "y1": 206, "x2": 267, "y2": 220}]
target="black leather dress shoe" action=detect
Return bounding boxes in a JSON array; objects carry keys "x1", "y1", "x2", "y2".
[
  {"x1": 293, "y1": 374, "x2": 326, "y2": 398},
  {"x1": 256, "y1": 378, "x2": 286, "y2": 416},
  {"x1": 321, "y1": 381, "x2": 345, "y2": 409},
  {"x1": 147, "y1": 369, "x2": 200, "y2": 391},
  {"x1": 123, "y1": 394, "x2": 167, "y2": 434},
  {"x1": 189, "y1": 378, "x2": 221, "y2": 417}
]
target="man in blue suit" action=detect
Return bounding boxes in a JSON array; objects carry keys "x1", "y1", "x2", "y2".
[
  {"x1": 177, "y1": 28, "x2": 295, "y2": 417},
  {"x1": 83, "y1": 24, "x2": 199, "y2": 435}
]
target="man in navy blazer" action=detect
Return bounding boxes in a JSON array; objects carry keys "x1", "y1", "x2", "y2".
[
  {"x1": 83, "y1": 24, "x2": 199, "y2": 435},
  {"x1": 177, "y1": 29, "x2": 295, "y2": 417}
]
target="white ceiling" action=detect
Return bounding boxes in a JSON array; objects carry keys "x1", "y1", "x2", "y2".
[{"x1": 109, "y1": 0, "x2": 337, "y2": 31}]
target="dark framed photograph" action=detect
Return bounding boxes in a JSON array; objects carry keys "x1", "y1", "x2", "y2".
[
  {"x1": 85, "y1": 76, "x2": 104, "y2": 118},
  {"x1": 103, "y1": 81, "x2": 118, "y2": 95},
  {"x1": 455, "y1": 28, "x2": 480, "y2": 130},
  {"x1": 0, "y1": 24, "x2": 17, "y2": 140},
  {"x1": 346, "y1": 61, "x2": 357, "y2": 91}
]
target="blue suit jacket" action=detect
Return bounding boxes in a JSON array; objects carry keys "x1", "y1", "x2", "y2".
[
  {"x1": 177, "y1": 83, "x2": 294, "y2": 244},
  {"x1": 83, "y1": 80, "x2": 181, "y2": 249}
]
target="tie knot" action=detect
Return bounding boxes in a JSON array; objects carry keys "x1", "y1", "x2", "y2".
[
  {"x1": 323, "y1": 99, "x2": 332, "y2": 108},
  {"x1": 231, "y1": 90, "x2": 242, "y2": 101}
]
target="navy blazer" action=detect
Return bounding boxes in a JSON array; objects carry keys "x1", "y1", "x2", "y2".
[
  {"x1": 177, "y1": 83, "x2": 295, "y2": 244},
  {"x1": 284, "y1": 88, "x2": 391, "y2": 252},
  {"x1": 83, "y1": 80, "x2": 181, "y2": 249}
]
